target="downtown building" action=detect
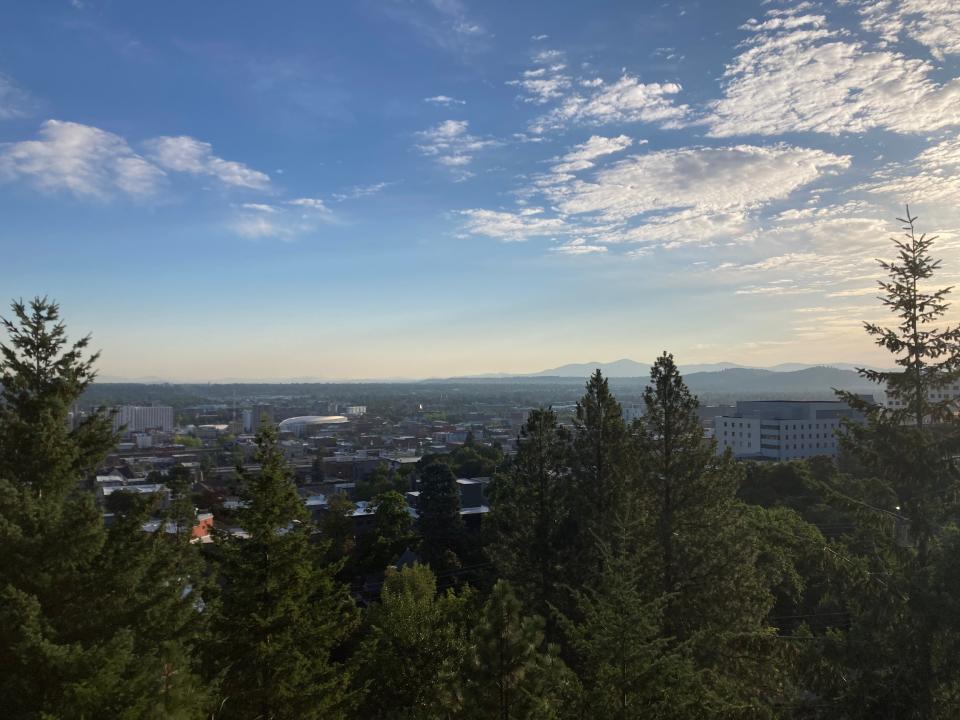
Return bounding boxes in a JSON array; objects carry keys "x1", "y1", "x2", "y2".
[
  {"x1": 714, "y1": 398, "x2": 870, "y2": 461},
  {"x1": 112, "y1": 405, "x2": 174, "y2": 434}
]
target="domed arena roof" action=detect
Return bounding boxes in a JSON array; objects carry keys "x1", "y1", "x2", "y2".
[{"x1": 278, "y1": 415, "x2": 349, "y2": 430}]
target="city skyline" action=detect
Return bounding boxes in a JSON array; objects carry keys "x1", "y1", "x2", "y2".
[{"x1": 3, "y1": 0, "x2": 960, "y2": 380}]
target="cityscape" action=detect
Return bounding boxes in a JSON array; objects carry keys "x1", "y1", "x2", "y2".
[{"x1": 4, "y1": 0, "x2": 960, "y2": 718}]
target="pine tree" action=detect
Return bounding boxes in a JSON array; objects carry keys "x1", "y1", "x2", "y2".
[
  {"x1": 635, "y1": 353, "x2": 775, "y2": 712},
  {"x1": 212, "y1": 423, "x2": 358, "y2": 720},
  {"x1": 568, "y1": 370, "x2": 635, "y2": 578},
  {"x1": 487, "y1": 408, "x2": 574, "y2": 628},
  {"x1": 560, "y1": 513, "x2": 703, "y2": 720},
  {"x1": 354, "y1": 563, "x2": 471, "y2": 719},
  {"x1": 457, "y1": 579, "x2": 575, "y2": 720},
  {"x1": 0, "y1": 297, "x2": 207, "y2": 718}
]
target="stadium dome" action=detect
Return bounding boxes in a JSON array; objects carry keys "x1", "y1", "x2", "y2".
[{"x1": 278, "y1": 415, "x2": 349, "y2": 435}]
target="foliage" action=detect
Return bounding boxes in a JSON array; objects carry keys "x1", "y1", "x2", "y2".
[{"x1": 211, "y1": 423, "x2": 358, "y2": 720}]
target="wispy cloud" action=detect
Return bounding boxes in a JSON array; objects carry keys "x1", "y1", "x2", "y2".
[
  {"x1": 331, "y1": 182, "x2": 392, "y2": 202},
  {"x1": 232, "y1": 196, "x2": 335, "y2": 239},
  {"x1": 379, "y1": 0, "x2": 488, "y2": 54},
  {"x1": 415, "y1": 119, "x2": 498, "y2": 177},
  {"x1": 530, "y1": 74, "x2": 688, "y2": 133},
  {"x1": 857, "y1": 0, "x2": 960, "y2": 60},
  {"x1": 703, "y1": 6, "x2": 960, "y2": 136},
  {"x1": 145, "y1": 136, "x2": 271, "y2": 190},
  {"x1": 0, "y1": 72, "x2": 34, "y2": 119},
  {"x1": 0, "y1": 119, "x2": 164, "y2": 199},
  {"x1": 424, "y1": 95, "x2": 466, "y2": 106}
]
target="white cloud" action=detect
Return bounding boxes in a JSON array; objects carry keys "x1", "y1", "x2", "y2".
[
  {"x1": 550, "y1": 134, "x2": 634, "y2": 173},
  {"x1": 861, "y1": 136, "x2": 960, "y2": 202},
  {"x1": 551, "y1": 238, "x2": 607, "y2": 255},
  {"x1": 0, "y1": 119, "x2": 165, "y2": 198},
  {"x1": 507, "y1": 51, "x2": 572, "y2": 105},
  {"x1": 459, "y1": 208, "x2": 566, "y2": 242},
  {"x1": 463, "y1": 142, "x2": 850, "y2": 255},
  {"x1": 287, "y1": 197, "x2": 334, "y2": 217},
  {"x1": 425, "y1": 95, "x2": 466, "y2": 106},
  {"x1": 233, "y1": 196, "x2": 335, "y2": 240},
  {"x1": 858, "y1": 0, "x2": 960, "y2": 60},
  {"x1": 145, "y1": 136, "x2": 271, "y2": 190},
  {"x1": 0, "y1": 73, "x2": 33, "y2": 120},
  {"x1": 415, "y1": 119, "x2": 498, "y2": 174},
  {"x1": 331, "y1": 182, "x2": 391, "y2": 202},
  {"x1": 705, "y1": 9, "x2": 960, "y2": 136},
  {"x1": 530, "y1": 74, "x2": 688, "y2": 133},
  {"x1": 548, "y1": 145, "x2": 850, "y2": 225}
]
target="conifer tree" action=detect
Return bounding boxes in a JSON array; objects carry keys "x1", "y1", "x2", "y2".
[
  {"x1": 568, "y1": 370, "x2": 635, "y2": 577},
  {"x1": 635, "y1": 353, "x2": 774, "y2": 711},
  {"x1": 487, "y1": 408, "x2": 574, "y2": 626},
  {"x1": 560, "y1": 514, "x2": 703, "y2": 720},
  {"x1": 457, "y1": 579, "x2": 575, "y2": 720},
  {"x1": 354, "y1": 563, "x2": 471, "y2": 719},
  {"x1": 0, "y1": 297, "x2": 207, "y2": 718},
  {"x1": 823, "y1": 208, "x2": 960, "y2": 717},
  {"x1": 212, "y1": 423, "x2": 357, "y2": 720}
]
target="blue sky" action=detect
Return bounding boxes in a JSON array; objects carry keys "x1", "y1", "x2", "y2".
[{"x1": 2, "y1": 0, "x2": 960, "y2": 380}]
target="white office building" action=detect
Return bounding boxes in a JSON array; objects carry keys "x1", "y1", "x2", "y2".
[
  {"x1": 112, "y1": 405, "x2": 174, "y2": 433},
  {"x1": 714, "y1": 399, "x2": 869, "y2": 461}
]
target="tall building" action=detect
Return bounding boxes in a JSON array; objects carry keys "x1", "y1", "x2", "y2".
[
  {"x1": 714, "y1": 398, "x2": 870, "y2": 461},
  {"x1": 244, "y1": 403, "x2": 274, "y2": 433},
  {"x1": 112, "y1": 405, "x2": 174, "y2": 434}
]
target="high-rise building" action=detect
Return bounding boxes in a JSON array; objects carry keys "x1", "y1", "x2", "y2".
[{"x1": 112, "y1": 405, "x2": 174, "y2": 434}]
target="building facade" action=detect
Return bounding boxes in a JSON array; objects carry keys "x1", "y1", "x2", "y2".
[
  {"x1": 112, "y1": 405, "x2": 174, "y2": 434},
  {"x1": 714, "y1": 399, "x2": 869, "y2": 461}
]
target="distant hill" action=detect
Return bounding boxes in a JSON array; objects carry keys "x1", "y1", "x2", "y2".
[
  {"x1": 680, "y1": 366, "x2": 878, "y2": 395},
  {"x1": 529, "y1": 359, "x2": 746, "y2": 377},
  {"x1": 486, "y1": 359, "x2": 887, "y2": 379}
]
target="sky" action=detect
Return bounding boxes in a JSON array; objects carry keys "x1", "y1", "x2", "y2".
[{"x1": 1, "y1": 0, "x2": 960, "y2": 381}]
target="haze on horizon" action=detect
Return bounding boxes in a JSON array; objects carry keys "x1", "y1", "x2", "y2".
[{"x1": 3, "y1": 0, "x2": 960, "y2": 381}]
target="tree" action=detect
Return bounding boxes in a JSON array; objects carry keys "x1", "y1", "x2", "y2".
[
  {"x1": 359, "y1": 490, "x2": 417, "y2": 572},
  {"x1": 487, "y1": 408, "x2": 574, "y2": 628},
  {"x1": 354, "y1": 564, "x2": 471, "y2": 719},
  {"x1": 822, "y1": 208, "x2": 960, "y2": 717},
  {"x1": 417, "y1": 462, "x2": 464, "y2": 568},
  {"x1": 567, "y1": 370, "x2": 635, "y2": 579},
  {"x1": 0, "y1": 297, "x2": 207, "y2": 718},
  {"x1": 212, "y1": 423, "x2": 358, "y2": 720},
  {"x1": 457, "y1": 580, "x2": 575, "y2": 720},
  {"x1": 635, "y1": 353, "x2": 775, "y2": 711},
  {"x1": 560, "y1": 514, "x2": 703, "y2": 720}
]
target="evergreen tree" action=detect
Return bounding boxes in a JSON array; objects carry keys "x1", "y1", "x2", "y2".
[
  {"x1": 212, "y1": 423, "x2": 358, "y2": 720},
  {"x1": 457, "y1": 579, "x2": 575, "y2": 720},
  {"x1": 0, "y1": 297, "x2": 207, "y2": 719},
  {"x1": 568, "y1": 370, "x2": 635, "y2": 576},
  {"x1": 635, "y1": 353, "x2": 775, "y2": 712},
  {"x1": 418, "y1": 462, "x2": 464, "y2": 568},
  {"x1": 560, "y1": 514, "x2": 703, "y2": 720},
  {"x1": 354, "y1": 563, "x2": 471, "y2": 719},
  {"x1": 487, "y1": 408, "x2": 574, "y2": 627},
  {"x1": 822, "y1": 208, "x2": 960, "y2": 717}
]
